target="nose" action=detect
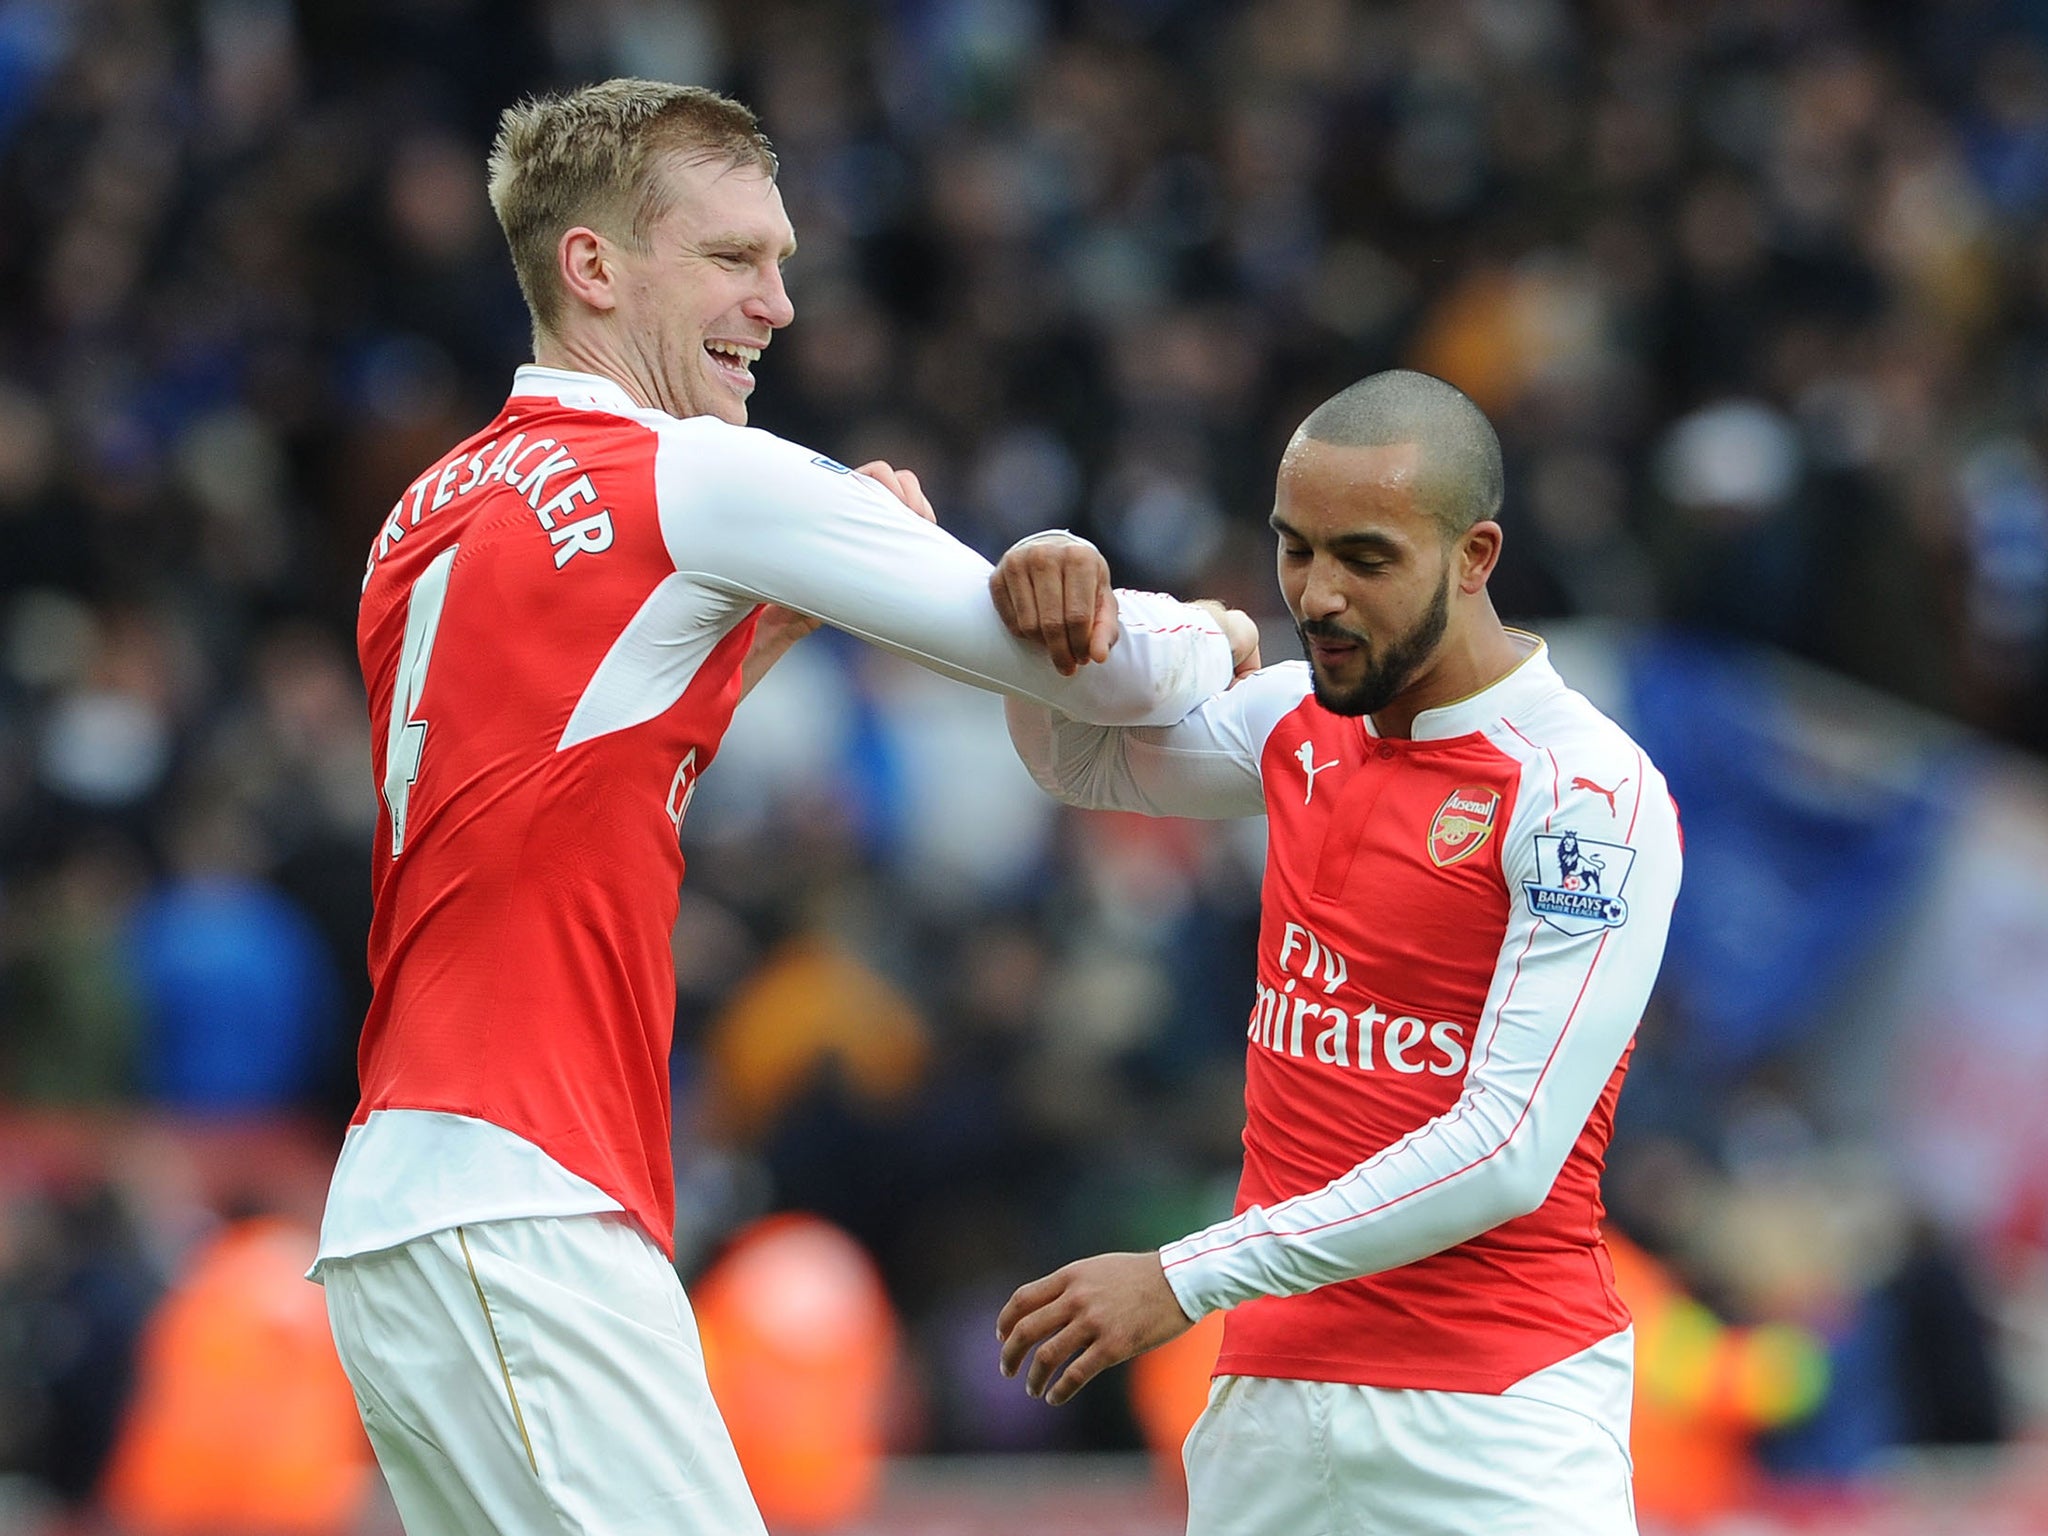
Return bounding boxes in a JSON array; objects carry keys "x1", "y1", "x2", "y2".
[
  {"x1": 1298, "y1": 556, "x2": 1347, "y2": 621},
  {"x1": 747, "y1": 262, "x2": 795, "y2": 330}
]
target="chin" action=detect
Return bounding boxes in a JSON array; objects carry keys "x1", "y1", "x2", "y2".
[{"x1": 1310, "y1": 664, "x2": 1394, "y2": 718}]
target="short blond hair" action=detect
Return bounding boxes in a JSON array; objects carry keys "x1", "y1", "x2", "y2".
[{"x1": 487, "y1": 79, "x2": 778, "y2": 337}]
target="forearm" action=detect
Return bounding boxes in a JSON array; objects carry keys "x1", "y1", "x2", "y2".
[
  {"x1": 660, "y1": 422, "x2": 1238, "y2": 724},
  {"x1": 1004, "y1": 663, "x2": 1311, "y2": 819},
  {"x1": 738, "y1": 606, "x2": 820, "y2": 700},
  {"x1": 762, "y1": 569, "x2": 1234, "y2": 727},
  {"x1": 1158, "y1": 1055, "x2": 1603, "y2": 1318}
]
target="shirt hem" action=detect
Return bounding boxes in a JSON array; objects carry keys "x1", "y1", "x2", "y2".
[
  {"x1": 1213, "y1": 1339, "x2": 1614, "y2": 1395},
  {"x1": 315, "y1": 1105, "x2": 650, "y2": 1274},
  {"x1": 308, "y1": 1194, "x2": 627, "y2": 1282}
]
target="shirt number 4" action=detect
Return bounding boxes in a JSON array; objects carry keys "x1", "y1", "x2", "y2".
[{"x1": 382, "y1": 546, "x2": 458, "y2": 857}]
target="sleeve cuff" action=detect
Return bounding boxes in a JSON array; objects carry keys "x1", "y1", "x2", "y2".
[{"x1": 1158, "y1": 1243, "x2": 1210, "y2": 1323}]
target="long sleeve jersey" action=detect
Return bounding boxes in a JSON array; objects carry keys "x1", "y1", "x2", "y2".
[
  {"x1": 1006, "y1": 637, "x2": 1682, "y2": 1391},
  {"x1": 314, "y1": 366, "x2": 1233, "y2": 1270}
]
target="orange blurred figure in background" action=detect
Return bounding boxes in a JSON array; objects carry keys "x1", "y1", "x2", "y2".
[
  {"x1": 1609, "y1": 1230, "x2": 1829, "y2": 1527},
  {"x1": 99, "y1": 1217, "x2": 372, "y2": 1535},
  {"x1": 693, "y1": 1213, "x2": 901, "y2": 1530},
  {"x1": 1130, "y1": 1308, "x2": 1228, "y2": 1494}
]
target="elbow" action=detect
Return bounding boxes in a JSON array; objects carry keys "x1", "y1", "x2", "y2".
[
  {"x1": 1003, "y1": 698, "x2": 1111, "y2": 808},
  {"x1": 1022, "y1": 757, "x2": 1092, "y2": 808},
  {"x1": 1058, "y1": 655, "x2": 1204, "y2": 729},
  {"x1": 1059, "y1": 684, "x2": 1170, "y2": 729},
  {"x1": 1486, "y1": 1149, "x2": 1565, "y2": 1225}
]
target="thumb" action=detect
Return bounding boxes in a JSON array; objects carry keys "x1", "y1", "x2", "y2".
[{"x1": 1091, "y1": 583, "x2": 1119, "y2": 663}]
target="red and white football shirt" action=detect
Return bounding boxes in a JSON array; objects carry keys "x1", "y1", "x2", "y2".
[
  {"x1": 315, "y1": 366, "x2": 1233, "y2": 1269},
  {"x1": 1006, "y1": 637, "x2": 1682, "y2": 1391}
]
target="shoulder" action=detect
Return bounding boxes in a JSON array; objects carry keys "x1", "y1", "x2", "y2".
[
  {"x1": 1514, "y1": 685, "x2": 1657, "y2": 786},
  {"x1": 642, "y1": 412, "x2": 818, "y2": 470},
  {"x1": 643, "y1": 412, "x2": 777, "y2": 470},
  {"x1": 645, "y1": 417, "x2": 897, "y2": 511},
  {"x1": 1493, "y1": 683, "x2": 1680, "y2": 880},
  {"x1": 1232, "y1": 660, "x2": 1315, "y2": 707}
]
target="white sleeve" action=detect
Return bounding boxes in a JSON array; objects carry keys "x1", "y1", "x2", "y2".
[
  {"x1": 1158, "y1": 742, "x2": 1683, "y2": 1319},
  {"x1": 655, "y1": 420, "x2": 1233, "y2": 726},
  {"x1": 1002, "y1": 664, "x2": 1313, "y2": 820}
]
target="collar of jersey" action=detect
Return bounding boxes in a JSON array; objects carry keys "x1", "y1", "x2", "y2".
[
  {"x1": 1369, "y1": 630, "x2": 1559, "y2": 742},
  {"x1": 509, "y1": 364, "x2": 645, "y2": 417}
]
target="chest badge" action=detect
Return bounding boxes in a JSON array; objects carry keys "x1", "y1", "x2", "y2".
[
  {"x1": 1294, "y1": 741, "x2": 1340, "y2": 804},
  {"x1": 1428, "y1": 786, "x2": 1500, "y2": 868}
]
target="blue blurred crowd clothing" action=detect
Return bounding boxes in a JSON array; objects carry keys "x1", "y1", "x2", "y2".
[
  {"x1": 1625, "y1": 634, "x2": 1958, "y2": 1075},
  {"x1": 125, "y1": 875, "x2": 341, "y2": 1110}
]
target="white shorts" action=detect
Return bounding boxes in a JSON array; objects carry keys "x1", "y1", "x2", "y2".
[
  {"x1": 1183, "y1": 1329, "x2": 1637, "y2": 1536},
  {"x1": 321, "y1": 1214, "x2": 766, "y2": 1536}
]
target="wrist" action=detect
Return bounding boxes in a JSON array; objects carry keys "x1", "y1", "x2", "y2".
[{"x1": 1010, "y1": 528, "x2": 1093, "y2": 551}]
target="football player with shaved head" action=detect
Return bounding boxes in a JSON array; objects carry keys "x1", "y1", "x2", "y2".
[
  {"x1": 995, "y1": 369, "x2": 1682, "y2": 1535},
  {"x1": 311, "y1": 78, "x2": 1257, "y2": 1536}
]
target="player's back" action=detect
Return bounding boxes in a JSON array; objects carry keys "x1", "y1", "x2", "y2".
[{"x1": 353, "y1": 386, "x2": 758, "y2": 1243}]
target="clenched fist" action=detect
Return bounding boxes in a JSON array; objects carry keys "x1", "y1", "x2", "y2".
[{"x1": 989, "y1": 533, "x2": 1119, "y2": 677}]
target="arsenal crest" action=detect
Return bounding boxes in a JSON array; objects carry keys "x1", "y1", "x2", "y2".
[{"x1": 1428, "y1": 786, "x2": 1500, "y2": 868}]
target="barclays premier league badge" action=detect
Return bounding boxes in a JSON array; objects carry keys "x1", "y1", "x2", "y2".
[{"x1": 1525, "y1": 831, "x2": 1635, "y2": 934}]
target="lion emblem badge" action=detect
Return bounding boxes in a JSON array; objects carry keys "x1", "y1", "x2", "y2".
[{"x1": 1526, "y1": 830, "x2": 1637, "y2": 933}]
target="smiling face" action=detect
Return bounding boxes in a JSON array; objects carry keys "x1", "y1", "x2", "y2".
[
  {"x1": 610, "y1": 155, "x2": 796, "y2": 424},
  {"x1": 1272, "y1": 437, "x2": 1460, "y2": 718}
]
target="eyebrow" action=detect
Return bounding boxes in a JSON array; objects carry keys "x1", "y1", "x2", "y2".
[
  {"x1": 700, "y1": 232, "x2": 799, "y2": 261},
  {"x1": 1268, "y1": 514, "x2": 1403, "y2": 556}
]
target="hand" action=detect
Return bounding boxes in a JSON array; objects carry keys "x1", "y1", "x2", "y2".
[
  {"x1": 854, "y1": 459, "x2": 937, "y2": 524},
  {"x1": 1191, "y1": 600, "x2": 1263, "y2": 682},
  {"x1": 989, "y1": 534, "x2": 1118, "y2": 677},
  {"x1": 742, "y1": 459, "x2": 938, "y2": 698},
  {"x1": 996, "y1": 1251, "x2": 1194, "y2": 1406}
]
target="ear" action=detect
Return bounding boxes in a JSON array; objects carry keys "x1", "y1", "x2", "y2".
[
  {"x1": 1456, "y1": 521, "x2": 1503, "y2": 593},
  {"x1": 557, "y1": 226, "x2": 620, "y2": 316}
]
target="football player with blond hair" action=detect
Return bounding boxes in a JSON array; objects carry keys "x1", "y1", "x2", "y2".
[{"x1": 312, "y1": 78, "x2": 1255, "y2": 1536}]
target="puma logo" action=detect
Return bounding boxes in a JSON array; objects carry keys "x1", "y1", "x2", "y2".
[
  {"x1": 1295, "y1": 742, "x2": 1339, "y2": 805},
  {"x1": 1570, "y1": 776, "x2": 1628, "y2": 816}
]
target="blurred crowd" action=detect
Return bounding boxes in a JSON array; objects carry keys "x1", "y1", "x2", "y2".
[{"x1": 2, "y1": 0, "x2": 2044, "y2": 1525}]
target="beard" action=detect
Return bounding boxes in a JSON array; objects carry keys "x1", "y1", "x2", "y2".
[{"x1": 1298, "y1": 564, "x2": 1451, "y2": 718}]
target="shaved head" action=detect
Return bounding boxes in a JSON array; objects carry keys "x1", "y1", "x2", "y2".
[{"x1": 1297, "y1": 370, "x2": 1503, "y2": 540}]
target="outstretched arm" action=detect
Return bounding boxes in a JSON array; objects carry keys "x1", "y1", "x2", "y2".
[
  {"x1": 739, "y1": 460, "x2": 934, "y2": 699},
  {"x1": 658, "y1": 422, "x2": 1235, "y2": 726},
  {"x1": 990, "y1": 536, "x2": 1264, "y2": 684}
]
